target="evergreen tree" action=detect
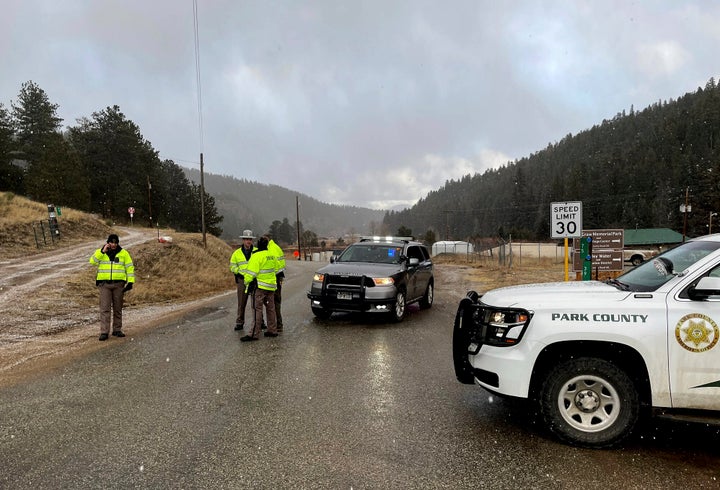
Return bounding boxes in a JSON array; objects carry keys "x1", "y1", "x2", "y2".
[
  {"x1": 24, "y1": 133, "x2": 90, "y2": 209},
  {"x1": 279, "y1": 217, "x2": 294, "y2": 244},
  {"x1": 68, "y1": 105, "x2": 157, "y2": 219},
  {"x1": 11, "y1": 81, "x2": 62, "y2": 164},
  {"x1": 397, "y1": 225, "x2": 412, "y2": 237},
  {"x1": 0, "y1": 104, "x2": 23, "y2": 193},
  {"x1": 267, "y1": 217, "x2": 294, "y2": 244},
  {"x1": 188, "y1": 183, "x2": 223, "y2": 237}
]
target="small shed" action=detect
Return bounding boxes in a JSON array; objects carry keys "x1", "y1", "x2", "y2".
[{"x1": 431, "y1": 240, "x2": 475, "y2": 256}]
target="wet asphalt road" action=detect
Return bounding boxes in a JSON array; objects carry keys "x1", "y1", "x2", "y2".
[{"x1": 1, "y1": 260, "x2": 719, "y2": 489}]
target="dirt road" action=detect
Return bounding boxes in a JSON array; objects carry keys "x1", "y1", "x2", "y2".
[{"x1": 0, "y1": 227, "x2": 231, "y2": 385}]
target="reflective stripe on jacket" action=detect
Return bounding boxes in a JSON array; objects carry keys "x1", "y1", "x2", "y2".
[
  {"x1": 244, "y1": 250, "x2": 277, "y2": 291},
  {"x1": 268, "y1": 239, "x2": 286, "y2": 275},
  {"x1": 230, "y1": 246, "x2": 257, "y2": 275},
  {"x1": 89, "y1": 248, "x2": 135, "y2": 283}
]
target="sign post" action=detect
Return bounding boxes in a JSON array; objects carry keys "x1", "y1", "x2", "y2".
[
  {"x1": 551, "y1": 201, "x2": 583, "y2": 281},
  {"x1": 128, "y1": 206, "x2": 135, "y2": 227}
]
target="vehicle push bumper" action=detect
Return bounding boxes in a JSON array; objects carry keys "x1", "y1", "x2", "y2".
[
  {"x1": 452, "y1": 290, "x2": 536, "y2": 397},
  {"x1": 453, "y1": 291, "x2": 481, "y2": 384},
  {"x1": 308, "y1": 274, "x2": 397, "y2": 313}
]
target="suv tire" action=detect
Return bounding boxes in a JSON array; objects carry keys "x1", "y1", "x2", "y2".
[
  {"x1": 539, "y1": 357, "x2": 639, "y2": 448},
  {"x1": 419, "y1": 282, "x2": 434, "y2": 309},
  {"x1": 390, "y1": 290, "x2": 406, "y2": 322}
]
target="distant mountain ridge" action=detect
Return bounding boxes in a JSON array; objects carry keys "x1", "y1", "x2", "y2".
[
  {"x1": 183, "y1": 168, "x2": 386, "y2": 240},
  {"x1": 383, "y1": 77, "x2": 720, "y2": 241}
]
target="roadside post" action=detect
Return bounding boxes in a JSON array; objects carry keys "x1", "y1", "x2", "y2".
[
  {"x1": 550, "y1": 201, "x2": 583, "y2": 281},
  {"x1": 47, "y1": 204, "x2": 60, "y2": 242},
  {"x1": 580, "y1": 236, "x2": 592, "y2": 280}
]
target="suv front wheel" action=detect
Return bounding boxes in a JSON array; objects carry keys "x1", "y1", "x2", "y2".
[
  {"x1": 539, "y1": 357, "x2": 639, "y2": 448},
  {"x1": 390, "y1": 290, "x2": 406, "y2": 322}
]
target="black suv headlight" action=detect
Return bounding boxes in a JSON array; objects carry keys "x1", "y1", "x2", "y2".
[{"x1": 478, "y1": 306, "x2": 532, "y2": 347}]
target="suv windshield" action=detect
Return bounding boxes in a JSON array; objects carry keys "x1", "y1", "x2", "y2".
[
  {"x1": 615, "y1": 240, "x2": 720, "y2": 291},
  {"x1": 336, "y1": 244, "x2": 404, "y2": 264}
]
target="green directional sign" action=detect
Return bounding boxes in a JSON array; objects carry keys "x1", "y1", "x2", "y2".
[{"x1": 581, "y1": 236, "x2": 592, "y2": 280}]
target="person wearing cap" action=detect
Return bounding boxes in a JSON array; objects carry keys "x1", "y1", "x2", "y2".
[
  {"x1": 240, "y1": 235, "x2": 279, "y2": 341},
  {"x1": 230, "y1": 229, "x2": 257, "y2": 331},
  {"x1": 89, "y1": 233, "x2": 135, "y2": 341}
]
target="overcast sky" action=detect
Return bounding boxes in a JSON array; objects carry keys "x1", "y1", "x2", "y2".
[{"x1": 2, "y1": 1, "x2": 719, "y2": 210}]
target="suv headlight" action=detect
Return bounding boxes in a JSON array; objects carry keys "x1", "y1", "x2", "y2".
[
  {"x1": 481, "y1": 308, "x2": 532, "y2": 346},
  {"x1": 372, "y1": 277, "x2": 394, "y2": 286},
  {"x1": 313, "y1": 273, "x2": 325, "y2": 282}
]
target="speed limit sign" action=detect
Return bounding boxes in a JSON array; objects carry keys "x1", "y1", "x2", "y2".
[{"x1": 551, "y1": 201, "x2": 582, "y2": 238}]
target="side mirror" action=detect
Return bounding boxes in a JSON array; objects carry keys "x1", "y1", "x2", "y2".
[{"x1": 689, "y1": 276, "x2": 720, "y2": 300}]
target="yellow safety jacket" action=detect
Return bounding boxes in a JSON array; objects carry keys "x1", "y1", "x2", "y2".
[
  {"x1": 230, "y1": 245, "x2": 257, "y2": 276},
  {"x1": 244, "y1": 249, "x2": 277, "y2": 292},
  {"x1": 89, "y1": 247, "x2": 135, "y2": 283},
  {"x1": 268, "y1": 239, "x2": 286, "y2": 277}
]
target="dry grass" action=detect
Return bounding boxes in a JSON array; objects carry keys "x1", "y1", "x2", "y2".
[
  {"x1": 65, "y1": 233, "x2": 235, "y2": 308},
  {"x1": 0, "y1": 192, "x2": 112, "y2": 259},
  {"x1": 433, "y1": 252, "x2": 624, "y2": 294},
  {"x1": 0, "y1": 192, "x2": 236, "y2": 309},
  {"x1": 433, "y1": 253, "x2": 567, "y2": 293}
]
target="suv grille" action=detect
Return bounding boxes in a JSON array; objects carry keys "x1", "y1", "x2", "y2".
[{"x1": 326, "y1": 274, "x2": 374, "y2": 288}]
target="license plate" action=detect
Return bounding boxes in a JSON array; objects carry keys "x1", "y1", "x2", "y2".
[{"x1": 337, "y1": 292, "x2": 352, "y2": 300}]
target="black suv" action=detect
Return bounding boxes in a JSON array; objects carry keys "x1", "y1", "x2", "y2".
[{"x1": 307, "y1": 236, "x2": 434, "y2": 322}]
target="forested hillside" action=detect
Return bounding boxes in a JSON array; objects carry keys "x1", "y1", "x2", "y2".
[
  {"x1": 0, "y1": 81, "x2": 222, "y2": 236},
  {"x1": 0, "y1": 80, "x2": 384, "y2": 243},
  {"x1": 384, "y1": 77, "x2": 720, "y2": 241},
  {"x1": 184, "y1": 168, "x2": 386, "y2": 239}
]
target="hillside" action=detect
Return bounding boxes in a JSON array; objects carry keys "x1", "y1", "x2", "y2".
[
  {"x1": 0, "y1": 193, "x2": 237, "y2": 382},
  {"x1": 0, "y1": 192, "x2": 234, "y2": 304},
  {"x1": 384, "y1": 77, "x2": 720, "y2": 241},
  {"x1": 0, "y1": 192, "x2": 113, "y2": 259},
  {"x1": 184, "y1": 168, "x2": 386, "y2": 239}
]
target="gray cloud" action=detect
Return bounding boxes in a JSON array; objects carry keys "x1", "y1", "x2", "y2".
[{"x1": 2, "y1": 1, "x2": 718, "y2": 209}]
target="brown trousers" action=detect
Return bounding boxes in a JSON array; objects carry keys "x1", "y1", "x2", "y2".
[
  {"x1": 98, "y1": 282, "x2": 125, "y2": 334},
  {"x1": 249, "y1": 288, "x2": 277, "y2": 338},
  {"x1": 236, "y1": 283, "x2": 254, "y2": 326}
]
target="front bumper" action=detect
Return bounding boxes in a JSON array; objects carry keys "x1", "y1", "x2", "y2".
[
  {"x1": 452, "y1": 292, "x2": 535, "y2": 398},
  {"x1": 307, "y1": 287, "x2": 396, "y2": 313}
]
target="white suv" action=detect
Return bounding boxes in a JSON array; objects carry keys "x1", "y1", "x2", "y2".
[{"x1": 453, "y1": 234, "x2": 720, "y2": 447}]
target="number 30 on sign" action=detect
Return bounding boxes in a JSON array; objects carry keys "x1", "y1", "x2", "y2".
[{"x1": 551, "y1": 201, "x2": 582, "y2": 239}]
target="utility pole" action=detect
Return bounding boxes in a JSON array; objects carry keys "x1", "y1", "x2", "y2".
[
  {"x1": 200, "y1": 152, "x2": 206, "y2": 248},
  {"x1": 681, "y1": 187, "x2": 690, "y2": 242},
  {"x1": 147, "y1": 175, "x2": 153, "y2": 228},
  {"x1": 445, "y1": 210, "x2": 450, "y2": 240},
  {"x1": 296, "y1": 195, "x2": 302, "y2": 260}
]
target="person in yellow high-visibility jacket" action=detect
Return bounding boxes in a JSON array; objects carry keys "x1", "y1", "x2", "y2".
[
  {"x1": 268, "y1": 237, "x2": 286, "y2": 332},
  {"x1": 240, "y1": 236, "x2": 278, "y2": 341},
  {"x1": 89, "y1": 233, "x2": 135, "y2": 341},
  {"x1": 230, "y1": 229, "x2": 257, "y2": 331}
]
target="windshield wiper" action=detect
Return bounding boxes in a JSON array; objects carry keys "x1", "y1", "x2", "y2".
[{"x1": 605, "y1": 278, "x2": 630, "y2": 291}]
